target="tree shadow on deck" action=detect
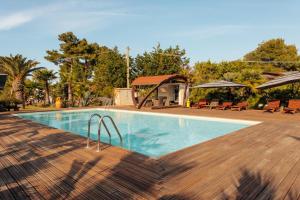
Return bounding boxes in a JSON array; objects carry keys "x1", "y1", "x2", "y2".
[
  {"x1": 0, "y1": 116, "x2": 97, "y2": 198},
  {"x1": 219, "y1": 169, "x2": 276, "y2": 200},
  {"x1": 1, "y1": 115, "x2": 299, "y2": 200},
  {"x1": 0, "y1": 115, "x2": 197, "y2": 199},
  {"x1": 73, "y1": 150, "x2": 197, "y2": 200},
  {"x1": 49, "y1": 157, "x2": 102, "y2": 199},
  {"x1": 0, "y1": 117, "x2": 55, "y2": 138},
  {"x1": 0, "y1": 132, "x2": 86, "y2": 184},
  {"x1": 157, "y1": 168, "x2": 300, "y2": 200},
  {"x1": 288, "y1": 135, "x2": 300, "y2": 141},
  {"x1": 219, "y1": 168, "x2": 300, "y2": 200}
]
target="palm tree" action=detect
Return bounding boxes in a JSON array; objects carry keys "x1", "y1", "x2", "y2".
[
  {"x1": 33, "y1": 69, "x2": 57, "y2": 105},
  {"x1": 0, "y1": 54, "x2": 42, "y2": 108}
]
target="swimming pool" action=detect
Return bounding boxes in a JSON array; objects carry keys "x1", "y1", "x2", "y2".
[{"x1": 16, "y1": 109, "x2": 260, "y2": 157}]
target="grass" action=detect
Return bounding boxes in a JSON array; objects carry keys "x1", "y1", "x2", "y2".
[{"x1": 21, "y1": 105, "x2": 58, "y2": 111}]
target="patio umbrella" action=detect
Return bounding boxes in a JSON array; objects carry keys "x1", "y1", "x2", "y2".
[
  {"x1": 191, "y1": 80, "x2": 246, "y2": 88},
  {"x1": 257, "y1": 72, "x2": 300, "y2": 89},
  {"x1": 191, "y1": 80, "x2": 246, "y2": 101},
  {"x1": 0, "y1": 74, "x2": 8, "y2": 90}
]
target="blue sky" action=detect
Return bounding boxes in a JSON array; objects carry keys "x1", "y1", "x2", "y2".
[{"x1": 0, "y1": 0, "x2": 299, "y2": 71}]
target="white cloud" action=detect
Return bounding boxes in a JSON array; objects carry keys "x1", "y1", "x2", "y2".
[
  {"x1": 0, "y1": 1, "x2": 133, "y2": 33},
  {"x1": 0, "y1": 3, "x2": 61, "y2": 31},
  {"x1": 0, "y1": 13, "x2": 33, "y2": 30}
]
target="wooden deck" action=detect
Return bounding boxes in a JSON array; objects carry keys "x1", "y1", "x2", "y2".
[{"x1": 0, "y1": 107, "x2": 300, "y2": 199}]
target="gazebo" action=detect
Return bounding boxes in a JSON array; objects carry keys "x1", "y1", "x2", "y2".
[
  {"x1": 131, "y1": 74, "x2": 188, "y2": 109},
  {"x1": 0, "y1": 74, "x2": 8, "y2": 90}
]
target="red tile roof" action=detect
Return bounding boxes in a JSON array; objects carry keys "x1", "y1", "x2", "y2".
[{"x1": 131, "y1": 74, "x2": 179, "y2": 86}]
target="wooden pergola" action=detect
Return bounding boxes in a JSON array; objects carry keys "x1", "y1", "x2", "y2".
[{"x1": 131, "y1": 74, "x2": 188, "y2": 109}]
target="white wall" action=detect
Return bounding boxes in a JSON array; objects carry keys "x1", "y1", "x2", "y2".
[
  {"x1": 114, "y1": 88, "x2": 134, "y2": 105},
  {"x1": 178, "y1": 84, "x2": 186, "y2": 106}
]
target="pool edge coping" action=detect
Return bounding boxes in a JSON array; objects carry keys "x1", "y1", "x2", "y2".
[{"x1": 14, "y1": 107, "x2": 262, "y2": 125}]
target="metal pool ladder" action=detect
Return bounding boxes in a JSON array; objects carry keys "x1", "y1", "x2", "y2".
[{"x1": 87, "y1": 114, "x2": 123, "y2": 152}]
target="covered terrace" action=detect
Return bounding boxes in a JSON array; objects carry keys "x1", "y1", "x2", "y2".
[{"x1": 131, "y1": 74, "x2": 188, "y2": 109}]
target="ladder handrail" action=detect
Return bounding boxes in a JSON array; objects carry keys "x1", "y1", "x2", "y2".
[
  {"x1": 104, "y1": 115, "x2": 123, "y2": 145},
  {"x1": 87, "y1": 113, "x2": 111, "y2": 148},
  {"x1": 97, "y1": 115, "x2": 123, "y2": 152},
  {"x1": 87, "y1": 113, "x2": 123, "y2": 152}
]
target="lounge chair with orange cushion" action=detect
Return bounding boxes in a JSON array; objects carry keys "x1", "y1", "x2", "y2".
[
  {"x1": 216, "y1": 102, "x2": 233, "y2": 110},
  {"x1": 197, "y1": 99, "x2": 208, "y2": 109},
  {"x1": 204, "y1": 99, "x2": 219, "y2": 109},
  {"x1": 264, "y1": 100, "x2": 280, "y2": 113},
  {"x1": 231, "y1": 101, "x2": 248, "y2": 111},
  {"x1": 283, "y1": 99, "x2": 300, "y2": 114}
]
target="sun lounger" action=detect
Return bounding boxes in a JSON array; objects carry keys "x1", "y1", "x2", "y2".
[
  {"x1": 283, "y1": 99, "x2": 300, "y2": 114},
  {"x1": 264, "y1": 100, "x2": 280, "y2": 113},
  {"x1": 216, "y1": 102, "x2": 233, "y2": 110},
  {"x1": 231, "y1": 101, "x2": 248, "y2": 111},
  {"x1": 205, "y1": 100, "x2": 219, "y2": 109},
  {"x1": 197, "y1": 99, "x2": 208, "y2": 109}
]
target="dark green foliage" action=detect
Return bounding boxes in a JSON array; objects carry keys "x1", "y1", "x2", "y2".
[
  {"x1": 0, "y1": 54, "x2": 42, "y2": 108},
  {"x1": 261, "y1": 83, "x2": 300, "y2": 106},
  {"x1": 244, "y1": 38, "x2": 300, "y2": 71},
  {"x1": 24, "y1": 79, "x2": 44, "y2": 102},
  {"x1": 190, "y1": 61, "x2": 267, "y2": 107},
  {"x1": 0, "y1": 96, "x2": 22, "y2": 111},
  {"x1": 45, "y1": 32, "x2": 129, "y2": 104},
  {"x1": 190, "y1": 39, "x2": 300, "y2": 107},
  {"x1": 134, "y1": 44, "x2": 189, "y2": 77},
  {"x1": 0, "y1": 35, "x2": 297, "y2": 109},
  {"x1": 92, "y1": 47, "x2": 128, "y2": 97},
  {"x1": 33, "y1": 69, "x2": 57, "y2": 105},
  {"x1": 45, "y1": 32, "x2": 100, "y2": 106}
]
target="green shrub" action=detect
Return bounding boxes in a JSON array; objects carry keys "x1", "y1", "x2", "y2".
[
  {"x1": 0, "y1": 97, "x2": 22, "y2": 105},
  {"x1": 0, "y1": 96, "x2": 22, "y2": 111}
]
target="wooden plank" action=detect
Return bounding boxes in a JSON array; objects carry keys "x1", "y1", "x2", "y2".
[
  {"x1": 0, "y1": 119, "x2": 157, "y2": 200},
  {"x1": 3, "y1": 127, "x2": 158, "y2": 199},
  {"x1": 177, "y1": 129, "x2": 299, "y2": 199},
  {"x1": 160, "y1": 124, "x2": 283, "y2": 192},
  {"x1": 0, "y1": 153, "x2": 44, "y2": 200},
  {"x1": 0, "y1": 159, "x2": 30, "y2": 200},
  {"x1": 0, "y1": 132, "x2": 120, "y2": 199},
  {"x1": 0, "y1": 108, "x2": 300, "y2": 199},
  {"x1": 0, "y1": 137, "x2": 85, "y2": 199},
  {"x1": 0, "y1": 162, "x2": 16, "y2": 200}
]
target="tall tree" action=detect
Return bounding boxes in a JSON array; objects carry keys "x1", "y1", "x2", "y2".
[
  {"x1": 46, "y1": 32, "x2": 130, "y2": 103},
  {"x1": 45, "y1": 32, "x2": 78, "y2": 105},
  {"x1": 0, "y1": 54, "x2": 42, "y2": 108},
  {"x1": 92, "y1": 46, "x2": 128, "y2": 97},
  {"x1": 45, "y1": 32, "x2": 97, "y2": 106},
  {"x1": 33, "y1": 69, "x2": 57, "y2": 105},
  {"x1": 244, "y1": 38, "x2": 300, "y2": 71},
  {"x1": 134, "y1": 44, "x2": 189, "y2": 77}
]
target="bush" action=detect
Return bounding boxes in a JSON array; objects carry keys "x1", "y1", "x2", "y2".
[{"x1": 0, "y1": 97, "x2": 22, "y2": 111}]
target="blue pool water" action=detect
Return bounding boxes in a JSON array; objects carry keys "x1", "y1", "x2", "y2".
[{"x1": 16, "y1": 109, "x2": 257, "y2": 157}]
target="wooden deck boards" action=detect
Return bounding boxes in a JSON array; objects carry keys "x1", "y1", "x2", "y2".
[{"x1": 0, "y1": 108, "x2": 300, "y2": 199}]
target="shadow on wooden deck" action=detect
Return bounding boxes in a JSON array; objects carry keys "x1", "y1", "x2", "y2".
[
  {"x1": 0, "y1": 115, "x2": 197, "y2": 199},
  {"x1": 0, "y1": 114, "x2": 300, "y2": 199},
  {"x1": 159, "y1": 168, "x2": 299, "y2": 200}
]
